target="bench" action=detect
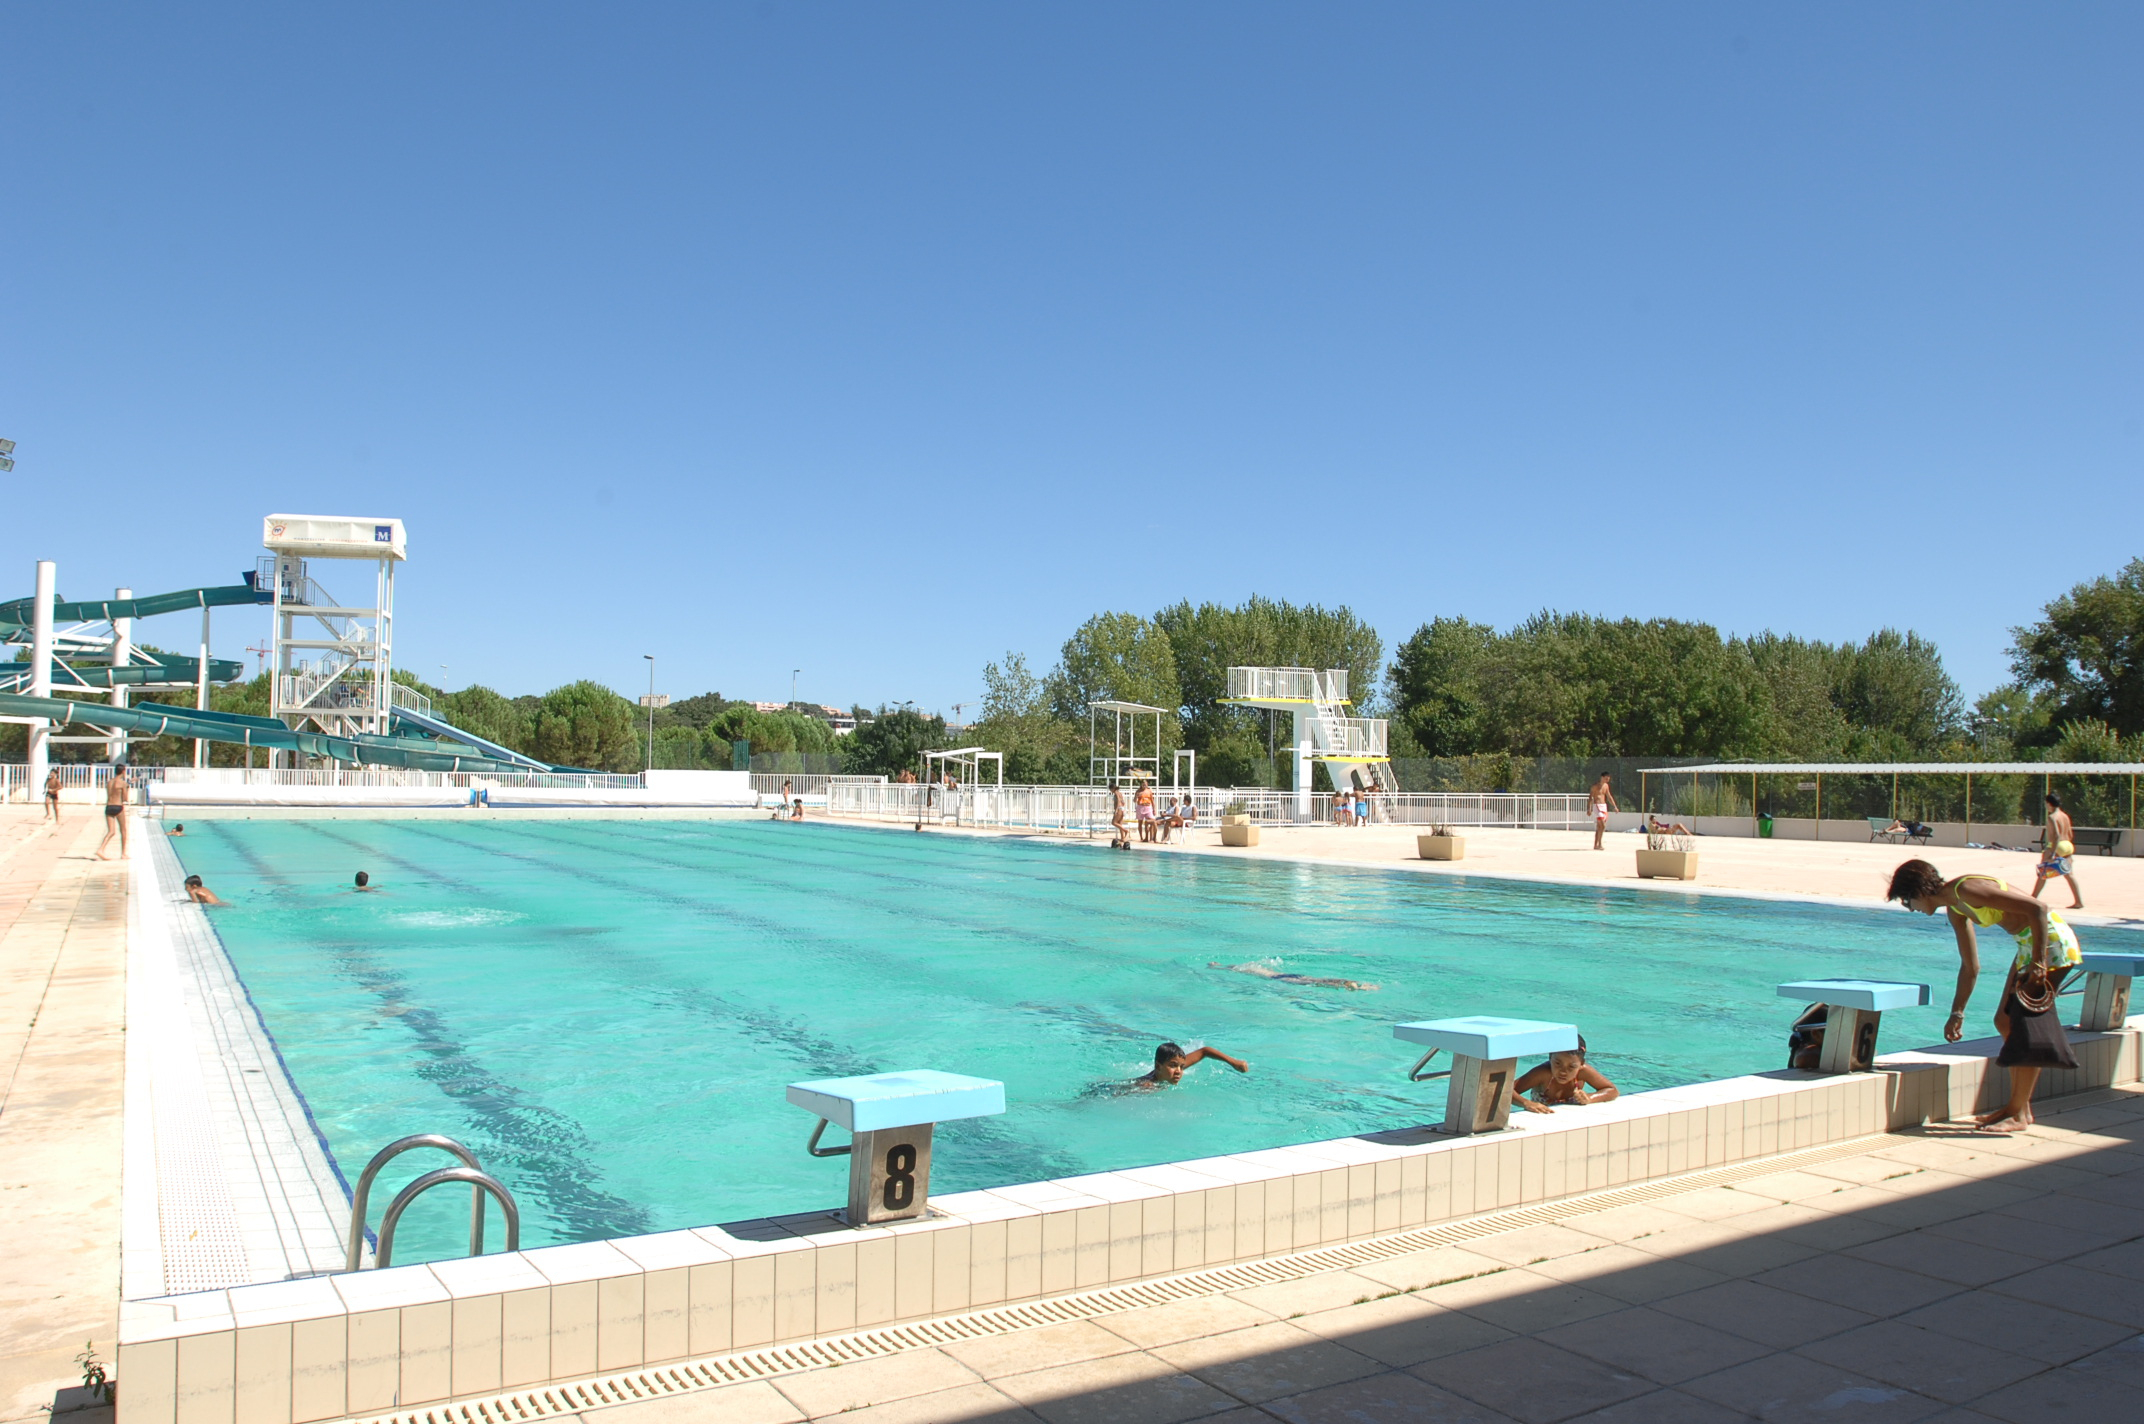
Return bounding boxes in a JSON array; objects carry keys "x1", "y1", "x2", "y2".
[
  {"x1": 1867, "y1": 816, "x2": 1932, "y2": 845},
  {"x1": 2069, "y1": 828, "x2": 2122, "y2": 857}
]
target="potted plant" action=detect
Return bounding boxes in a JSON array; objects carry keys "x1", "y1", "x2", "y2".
[
  {"x1": 1635, "y1": 827, "x2": 1699, "y2": 880},
  {"x1": 1218, "y1": 799, "x2": 1259, "y2": 846},
  {"x1": 1220, "y1": 799, "x2": 1252, "y2": 826},
  {"x1": 1417, "y1": 823, "x2": 1465, "y2": 861}
]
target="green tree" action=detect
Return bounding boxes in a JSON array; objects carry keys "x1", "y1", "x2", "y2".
[
  {"x1": 436, "y1": 685, "x2": 535, "y2": 753},
  {"x1": 1047, "y1": 613, "x2": 1182, "y2": 737},
  {"x1": 2010, "y1": 557, "x2": 2144, "y2": 743},
  {"x1": 970, "y1": 652, "x2": 1085, "y2": 784},
  {"x1": 1385, "y1": 618, "x2": 1495, "y2": 756},
  {"x1": 529, "y1": 681, "x2": 640, "y2": 771},
  {"x1": 839, "y1": 707, "x2": 947, "y2": 778}
]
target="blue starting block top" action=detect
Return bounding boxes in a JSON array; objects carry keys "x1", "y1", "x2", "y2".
[
  {"x1": 1393, "y1": 1016, "x2": 1578, "y2": 1060},
  {"x1": 786, "y1": 1069, "x2": 1006, "y2": 1133},
  {"x1": 2081, "y1": 953, "x2": 2144, "y2": 978},
  {"x1": 1775, "y1": 980, "x2": 1929, "y2": 1012}
]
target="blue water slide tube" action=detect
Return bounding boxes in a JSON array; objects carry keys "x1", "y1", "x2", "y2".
[{"x1": 0, "y1": 692, "x2": 540, "y2": 774}]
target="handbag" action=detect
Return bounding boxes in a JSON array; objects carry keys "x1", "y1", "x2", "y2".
[{"x1": 2013, "y1": 962, "x2": 2055, "y2": 1015}]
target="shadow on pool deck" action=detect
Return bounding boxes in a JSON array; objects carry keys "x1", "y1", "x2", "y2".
[{"x1": 574, "y1": 1092, "x2": 2144, "y2": 1423}]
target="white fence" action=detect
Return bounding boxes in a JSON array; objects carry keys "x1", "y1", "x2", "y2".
[
  {"x1": 1227, "y1": 667, "x2": 1348, "y2": 703},
  {"x1": 824, "y1": 782, "x2": 1592, "y2": 833},
  {"x1": 0, "y1": 763, "x2": 643, "y2": 803}
]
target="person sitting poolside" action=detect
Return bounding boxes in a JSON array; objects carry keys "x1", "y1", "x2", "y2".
[
  {"x1": 791, "y1": 798, "x2": 805, "y2": 820},
  {"x1": 183, "y1": 874, "x2": 225, "y2": 906},
  {"x1": 1512, "y1": 1036, "x2": 1617, "y2": 1113},
  {"x1": 1135, "y1": 1041, "x2": 1249, "y2": 1087},
  {"x1": 1881, "y1": 818, "x2": 1932, "y2": 838},
  {"x1": 1210, "y1": 960, "x2": 1376, "y2": 991},
  {"x1": 1157, "y1": 796, "x2": 1178, "y2": 844},
  {"x1": 1647, "y1": 815, "x2": 1694, "y2": 836}
]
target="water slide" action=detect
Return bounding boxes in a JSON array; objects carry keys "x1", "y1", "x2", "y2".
[
  {"x1": 389, "y1": 703, "x2": 552, "y2": 772},
  {"x1": 0, "y1": 692, "x2": 537, "y2": 774},
  {"x1": 0, "y1": 580, "x2": 272, "y2": 633}
]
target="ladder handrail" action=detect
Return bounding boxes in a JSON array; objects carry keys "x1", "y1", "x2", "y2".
[
  {"x1": 375, "y1": 1168, "x2": 521, "y2": 1269},
  {"x1": 346, "y1": 1133, "x2": 485, "y2": 1272}
]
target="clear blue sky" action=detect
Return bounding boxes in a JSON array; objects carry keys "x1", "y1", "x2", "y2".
[{"x1": 6, "y1": 5, "x2": 2138, "y2": 717}]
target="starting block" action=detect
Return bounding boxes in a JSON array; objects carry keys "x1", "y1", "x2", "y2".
[
  {"x1": 1776, "y1": 980, "x2": 1928, "y2": 1073},
  {"x1": 2076, "y1": 953, "x2": 2144, "y2": 1032},
  {"x1": 1393, "y1": 1017, "x2": 1578, "y2": 1134},
  {"x1": 788, "y1": 1069, "x2": 1005, "y2": 1225}
]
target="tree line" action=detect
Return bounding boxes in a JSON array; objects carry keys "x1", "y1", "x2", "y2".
[{"x1": 15, "y1": 557, "x2": 2139, "y2": 782}]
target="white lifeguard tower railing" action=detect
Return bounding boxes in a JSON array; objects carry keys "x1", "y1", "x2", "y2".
[
  {"x1": 263, "y1": 515, "x2": 406, "y2": 752},
  {"x1": 1088, "y1": 700, "x2": 1167, "y2": 787},
  {"x1": 1223, "y1": 666, "x2": 1396, "y2": 820},
  {"x1": 922, "y1": 746, "x2": 1004, "y2": 788}
]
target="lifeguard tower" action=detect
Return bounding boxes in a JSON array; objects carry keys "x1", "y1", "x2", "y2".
[
  {"x1": 1223, "y1": 667, "x2": 1395, "y2": 820},
  {"x1": 1088, "y1": 700, "x2": 1165, "y2": 786},
  {"x1": 263, "y1": 515, "x2": 406, "y2": 745}
]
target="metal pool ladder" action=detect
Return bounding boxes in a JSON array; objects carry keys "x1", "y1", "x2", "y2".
[{"x1": 346, "y1": 1133, "x2": 521, "y2": 1271}]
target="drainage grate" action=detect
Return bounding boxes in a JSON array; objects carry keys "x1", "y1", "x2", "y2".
[{"x1": 337, "y1": 1131, "x2": 1904, "y2": 1424}]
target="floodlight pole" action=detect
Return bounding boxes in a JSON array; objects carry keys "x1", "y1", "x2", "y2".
[{"x1": 643, "y1": 655, "x2": 656, "y2": 774}]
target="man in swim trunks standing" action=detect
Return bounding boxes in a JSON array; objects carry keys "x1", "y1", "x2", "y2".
[
  {"x1": 96, "y1": 765, "x2": 130, "y2": 860},
  {"x1": 2031, "y1": 793, "x2": 2083, "y2": 910},
  {"x1": 1589, "y1": 772, "x2": 1618, "y2": 850}
]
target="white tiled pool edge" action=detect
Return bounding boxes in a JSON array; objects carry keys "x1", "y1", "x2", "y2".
[
  {"x1": 124, "y1": 837, "x2": 355, "y2": 1303},
  {"x1": 117, "y1": 1015, "x2": 2144, "y2": 1424}
]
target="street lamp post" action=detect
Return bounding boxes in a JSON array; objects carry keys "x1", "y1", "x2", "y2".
[
  {"x1": 791, "y1": 668, "x2": 800, "y2": 711},
  {"x1": 643, "y1": 655, "x2": 657, "y2": 774}
]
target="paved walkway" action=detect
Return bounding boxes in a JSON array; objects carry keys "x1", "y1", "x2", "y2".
[
  {"x1": 0, "y1": 810, "x2": 128, "y2": 1424},
  {"x1": 878, "y1": 820, "x2": 2144, "y2": 927},
  {"x1": 587, "y1": 1089, "x2": 2144, "y2": 1423}
]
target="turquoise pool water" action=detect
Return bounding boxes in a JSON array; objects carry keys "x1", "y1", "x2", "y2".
[{"x1": 174, "y1": 818, "x2": 2138, "y2": 1264}]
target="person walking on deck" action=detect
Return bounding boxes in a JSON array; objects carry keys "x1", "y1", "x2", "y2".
[
  {"x1": 43, "y1": 768, "x2": 61, "y2": 822},
  {"x1": 2031, "y1": 793, "x2": 2084, "y2": 910},
  {"x1": 95, "y1": 766, "x2": 131, "y2": 860}
]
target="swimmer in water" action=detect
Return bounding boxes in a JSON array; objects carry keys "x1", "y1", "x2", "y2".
[
  {"x1": 183, "y1": 874, "x2": 225, "y2": 906},
  {"x1": 168, "y1": 823, "x2": 185, "y2": 837},
  {"x1": 1511, "y1": 1036, "x2": 1618, "y2": 1113},
  {"x1": 1210, "y1": 961, "x2": 1376, "y2": 991},
  {"x1": 1136, "y1": 1041, "x2": 1248, "y2": 1087},
  {"x1": 354, "y1": 871, "x2": 382, "y2": 892}
]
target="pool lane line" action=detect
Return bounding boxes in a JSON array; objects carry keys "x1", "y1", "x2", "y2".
[
  {"x1": 379, "y1": 819, "x2": 1442, "y2": 1167},
  {"x1": 323, "y1": 820, "x2": 1086, "y2": 1190},
  {"x1": 483, "y1": 818, "x2": 1432, "y2": 1063},
  {"x1": 500, "y1": 818, "x2": 1416, "y2": 1020},
  {"x1": 487, "y1": 821, "x2": 1905, "y2": 1097},
  {"x1": 408, "y1": 821, "x2": 1468, "y2": 1123},
  {"x1": 199, "y1": 822, "x2": 659, "y2": 1245}
]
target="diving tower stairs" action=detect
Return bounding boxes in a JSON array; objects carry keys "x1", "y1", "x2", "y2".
[{"x1": 1222, "y1": 666, "x2": 1399, "y2": 811}]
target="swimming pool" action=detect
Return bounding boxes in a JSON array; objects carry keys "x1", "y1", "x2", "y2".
[{"x1": 174, "y1": 817, "x2": 2138, "y2": 1265}]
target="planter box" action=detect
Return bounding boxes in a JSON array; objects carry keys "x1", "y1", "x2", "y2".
[
  {"x1": 1220, "y1": 813, "x2": 1251, "y2": 826},
  {"x1": 1221, "y1": 823, "x2": 1260, "y2": 847},
  {"x1": 1636, "y1": 849, "x2": 1699, "y2": 880},
  {"x1": 1418, "y1": 835, "x2": 1466, "y2": 861}
]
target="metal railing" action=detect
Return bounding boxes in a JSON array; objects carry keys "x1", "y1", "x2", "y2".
[
  {"x1": 389, "y1": 683, "x2": 434, "y2": 718},
  {"x1": 1226, "y1": 667, "x2": 1348, "y2": 703},
  {"x1": 0, "y1": 763, "x2": 166, "y2": 804},
  {"x1": 1310, "y1": 715, "x2": 1388, "y2": 757},
  {"x1": 0, "y1": 765, "x2": 644, "y2": 795},
  {"x1": 750, "y1": 773, "x2": 834, "y2": 797},
  {"x1": 822, "y1": 782, "x2": 1593, "y2": 832}
]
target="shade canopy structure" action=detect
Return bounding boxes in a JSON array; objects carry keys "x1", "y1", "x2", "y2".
[{"x1": 921, "y1": 746, "x2": 1004, "y2": 789}]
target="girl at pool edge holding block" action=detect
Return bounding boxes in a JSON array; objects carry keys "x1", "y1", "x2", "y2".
[{"x1": 1512, "y1": 1036, "x2": 1618, "y2": 1112}]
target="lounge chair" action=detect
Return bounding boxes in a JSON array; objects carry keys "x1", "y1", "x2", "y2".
[{"x1": 1867, "y1": 816, "x2": 1932, "y2": 846}]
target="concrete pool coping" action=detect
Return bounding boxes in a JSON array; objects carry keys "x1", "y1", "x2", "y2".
[{"x1": 115, "y1": 815, "x2": 2144, "y2": 1424}]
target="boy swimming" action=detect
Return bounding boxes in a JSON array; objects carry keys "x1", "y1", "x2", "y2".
[{"x1": 1134, "y1": 1041, "x2": 1249, "y2": 1087}]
